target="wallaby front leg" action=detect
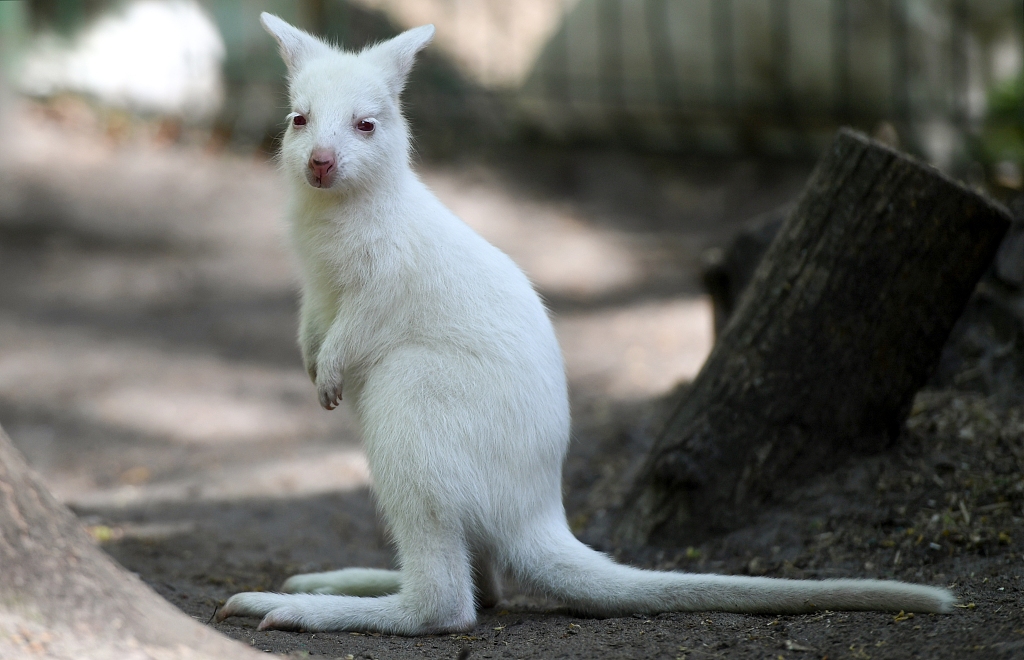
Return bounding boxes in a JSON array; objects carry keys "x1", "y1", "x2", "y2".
[
  {"x1": 298, "y1": 288, "x2": 335, "y2": 383},
  {"x1": 314, "y1": 314, "x2": 347, "y2": 410}
]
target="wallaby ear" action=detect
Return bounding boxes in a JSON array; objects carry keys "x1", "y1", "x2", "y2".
[
  {"x1": 363, "y1": 25, "x2": 435, "y2": 96},
  {"x1": 260, "y1": 12, "x2": 332, "y2": 75}
]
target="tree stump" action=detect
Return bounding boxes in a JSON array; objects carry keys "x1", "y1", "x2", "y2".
[
  {"x1": 0, "y1": 425, "x2": 259, "y2": 658},
  {"x1": 615, "y1": 128, "x2": 1012, "y2": 547}
]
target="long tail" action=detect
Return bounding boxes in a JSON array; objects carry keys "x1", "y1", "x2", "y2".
[{"x1": 506, "y1": 523, "x2": 955, "y2": 616}]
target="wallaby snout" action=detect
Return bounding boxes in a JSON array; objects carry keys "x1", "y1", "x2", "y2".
[{"x1": 308, "y1": 148, "x2": 337, "y2": 188}]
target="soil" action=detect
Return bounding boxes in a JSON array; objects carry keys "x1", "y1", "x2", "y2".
[{"x1": 1, "y1": 99, "x2": 1021, "y2": 659}]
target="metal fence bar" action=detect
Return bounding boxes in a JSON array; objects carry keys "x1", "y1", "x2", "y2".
[
  {"x1": 646, "y1": 0, "x2": 683, "y2": 115},
  {"x1": 770, "y1": 0, "x2": 792, "y2": 120},
  {"x1": 890, "y1": 0, "x2": 910, "y2": 127},
  {"x1": 948, "y1": 0, "x2": 968, "y2": 130},
  {"x1": 542, "y1": 1, "x2": 570, "y2": 113},
  {"x1": 831, "y1": 0, "x2": 851, "y2": 123},
  {"x1": 598, "y1": 0, "x2": 626, "y2": 122},
  {"x1": 712, "y1": 0, "x2": 736, "y2": 114}
]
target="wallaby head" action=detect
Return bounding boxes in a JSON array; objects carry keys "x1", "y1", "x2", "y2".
[{"x1": 260, "y1": 13, "x2": 434, "y2": 192}]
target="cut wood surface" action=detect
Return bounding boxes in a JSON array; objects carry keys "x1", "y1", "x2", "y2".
[
  {"x1": 616, "y1": 128, "x2": 1012, "y2": 548},
  {"x1": 0, "y1": 424, "x2": 260, "y2": 659}
]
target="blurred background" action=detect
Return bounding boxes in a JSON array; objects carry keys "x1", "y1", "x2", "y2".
[
  {"x1": 4, "y1": 0, "x2": 1023, "y2": 172},
  {"x1": 0, "y1": 0, "x2": 1021, "y2": 572}
]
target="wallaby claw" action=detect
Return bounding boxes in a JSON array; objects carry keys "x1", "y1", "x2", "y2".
[{"x1": 317, "y1": 380, "x2": 342, "y2": 410}]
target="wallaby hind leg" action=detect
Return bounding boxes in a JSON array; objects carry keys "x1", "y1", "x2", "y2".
[
  {"x1": 282, "y1": 568, "x2": 401, "y2": 596},
  {"x1": 218, "y1": 523, "x2": 476, "y2": 633},
  {"x1": 220, "y1": 455, "x2": 479, "y2": 635}
]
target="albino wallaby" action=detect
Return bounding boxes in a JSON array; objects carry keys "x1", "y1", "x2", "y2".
[{"x1": 217, "y1": 14, "x2": 954, "y2": 635}]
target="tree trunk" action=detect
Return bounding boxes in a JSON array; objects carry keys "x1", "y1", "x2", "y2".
[
  {"x1": 615, "y1": 128, "x2": 1012, "y2": 548},
  {"x1": 0, "y1": 424, "x2": 259, "y2": 659}
]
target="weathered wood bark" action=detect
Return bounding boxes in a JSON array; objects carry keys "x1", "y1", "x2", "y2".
[
  {"x1": 615, "y1": 129, "x2": 1012, "y2": 548},
  {"x1": 0, "y1": 425, "x2": 259, "y2": 659}
]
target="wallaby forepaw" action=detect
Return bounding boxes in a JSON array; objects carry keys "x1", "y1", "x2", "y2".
[{"x1": 316, "y1": 373, "x2": 343, "y2": 410}]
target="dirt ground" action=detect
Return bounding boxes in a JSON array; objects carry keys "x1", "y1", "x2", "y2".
[{"x1": 1, "y1": 99, "x2": 1022, "y2": 659}]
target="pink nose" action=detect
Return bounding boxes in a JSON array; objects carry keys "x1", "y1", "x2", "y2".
[{"x1": 308, "y1": 148, "x2": 336, "y2": 186}]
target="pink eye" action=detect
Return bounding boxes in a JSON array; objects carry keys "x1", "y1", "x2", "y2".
[
  {"x1": 292, "y1": 114, "x2": 306, "y2": 127},
  {"x1": 356, "y1": 119, "x2": 375, "y2": 133}
]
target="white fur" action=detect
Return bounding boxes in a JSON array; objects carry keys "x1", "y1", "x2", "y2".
[{"x1": 218, "y1": 14, "x2": 956, "y2": 635}]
